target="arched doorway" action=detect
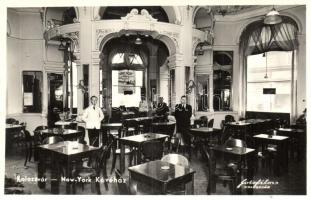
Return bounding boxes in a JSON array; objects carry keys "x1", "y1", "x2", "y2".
[{"x1": 99, "y1": 33, "x2": 169, "y2": 121}]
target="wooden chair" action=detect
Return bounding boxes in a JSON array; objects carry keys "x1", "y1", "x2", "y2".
[
  {"x1": 141, "y1": 140, "x2": 164, "y2": 162},
  {"x1": 72, "y1": 135, "x2": 114, "y2": 194},
  {"x1": 161, "y1": 153, "x2": 189, "y2": 167},
  {"x1": 161, "y1": 154, "x2": 189, "y2": 194},
  {"x1": 199, "y1": 116, "x2": 208, "y2": 127},
  {"x1": 115, "y1": 169, "x2": 130, "y2": 194},
  {"x1": 6, "y1": 118, "x2": 18, "y2": 124},
  {"x1": 201, "y1": 146, "x2": 238, "y2": 194},
  {"x1": 225, "y1": 115, "x2": 235, "y2": 123},
  {"x1": 208, "y1": 119, "x2": 214, "y2": 128},
  {"x1": 110, "y1": 128, "x2": 134, "y2": 174},
  {"x1": 23, "y1": 130, "x2": 34, "y2": 168}
]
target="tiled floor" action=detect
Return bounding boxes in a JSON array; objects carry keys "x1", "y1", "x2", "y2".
[{"x1": 4, "y1": 148, "x2": 306, "y2": 195}]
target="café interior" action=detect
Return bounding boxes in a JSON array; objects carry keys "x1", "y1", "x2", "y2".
[{"x1": 5, "y1": 5, "x2": 307, "y2": 195}]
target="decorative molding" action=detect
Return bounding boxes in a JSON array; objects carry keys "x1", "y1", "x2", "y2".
[
  {"x1": 63, "y1": 31, "x2": 80, "y2": 53},
  {"x1": 96, "y1": 29, "x2": 115, "y2": 50},
  {"x1": 158, "y1": 30, "x2": 180, "y2": 53},
  {"x1": 121, "y1": 9, "x2": 158, "y2": 22}
]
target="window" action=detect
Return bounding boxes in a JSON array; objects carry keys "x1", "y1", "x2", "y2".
[
  {"x1": 111, "y1": 53, "x2": 143, "y2": 65},
  {"x1": 111, "y1": 70, "x2": 143, "y2": 107},
  {"x1": 213, "y1": 51, "x2": 233, "y2": 111},
  {"x1": 22, "y1": 71, "x2": 42, "y2": 113},
  {"x1": 196, "y1": 75, "x2": 209, "y2": 111},
  {"x1": 247, "y1": 51, "x2": 292, "y2": 113}
]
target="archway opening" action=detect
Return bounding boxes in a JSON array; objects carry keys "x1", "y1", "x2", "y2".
[{"x1": 100, "y1": 34, "x2": 169, "y2": 120}]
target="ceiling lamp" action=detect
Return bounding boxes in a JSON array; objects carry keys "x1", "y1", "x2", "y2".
[
  {"x1": 134, "y1": 36, "x2": 142, "y2": 45},
  {"x1": 264, "y1": 7, "x2": 282, "y2": 25}
]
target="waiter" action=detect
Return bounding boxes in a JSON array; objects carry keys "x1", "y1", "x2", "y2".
[
  {"x1": 82, "y1": 96, "x2": 104, "y2": 146},
  {"x1": 175, "y1": 95, "x2": 192, "y2": 156}
]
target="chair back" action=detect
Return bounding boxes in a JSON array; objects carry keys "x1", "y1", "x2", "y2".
[
  {"x1": 199, "y1": 116, "x2": 208, "y2": 127},
  {"x1": 161, "y1": 153, "x2": 189, "y2": 167},
  {"x1": 142, "y1": 140, "x2": 164, "y2": 161},
  {"x1": 208, "y1": 119, "x2": 214, "y2": 128},
  {"x1": 124, "y1": 119, "x2": 138, "y2": 129},
  {"x1": 42, "y1": 136, "x2": 64, "y2": 145},
  {"x1": 34, "y1": 126, "x2": 48, "y2": 132},
  {"x1": 115, "y1": 169, "x2": 130, "y2": 195},
  {"x1": 225, "y1": 138, "x2": 246, "y2": 148},
  {"x1": 96, "y1": 134, "x2": 114, "y2": 169},
  {"x1": 23, "y1": 130, "x2": 32, "y2": 141},
  {"x1": 64, "y1": 123, "x2": 77, "y2": 130},
  {"x1": 225, "y1": 115, "x2": 235, "y2": 123},
  {"x1": 6, "y1": 118, "x2": 18, "y2": 124}
]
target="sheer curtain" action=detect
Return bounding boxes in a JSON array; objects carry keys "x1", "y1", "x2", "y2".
[{"x1": 240, "y1": 16, "x2": 298, "y2": 56}]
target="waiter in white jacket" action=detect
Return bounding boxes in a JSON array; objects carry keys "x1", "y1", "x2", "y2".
[{"x1": 82, "y1": 96, "x2": 104, "y2": 147}]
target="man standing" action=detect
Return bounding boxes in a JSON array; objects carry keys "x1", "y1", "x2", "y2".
[
  {"x1": 175, "y1": 95, "x2": 192, "y2": 157},
  {"x1": 82, "y1": 96, "x2": 104, "y2": 147},
  {"x1": 155, "y1": 97, "x2": 169, "y2": 120}
]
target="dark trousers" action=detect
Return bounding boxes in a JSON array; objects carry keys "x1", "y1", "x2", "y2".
[
  {"x1": 88, "y1": 128, "x2": 100, "y2": 147},
  {"x1": 178, "y1": 126, "x2": 191, "y2": 145}
]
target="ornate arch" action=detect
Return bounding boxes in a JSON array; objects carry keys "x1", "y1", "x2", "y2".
[{"x1": 93, "y1": 6, "x2": 181, "y2": 24}]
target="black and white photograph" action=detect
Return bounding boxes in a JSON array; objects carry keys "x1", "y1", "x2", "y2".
[{"x1": 1, "y1": 0, "x2": 309, "y2": 197}]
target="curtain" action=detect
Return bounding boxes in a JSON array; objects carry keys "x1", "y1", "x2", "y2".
[
  {"x1": 107, "y1": 44, "x2": 148, "y2": 70},
  {"x1": 138, "y1": 48, "x2": 148, "y2": 67},
  {"x1": 271, "y1": 20, "x2": 299, "y2": 51},
  {"x1": 240, "y1": 16, "x2": 299, "y2": 56}
]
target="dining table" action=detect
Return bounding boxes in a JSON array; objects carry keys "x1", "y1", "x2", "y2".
[
  {"x1": 55, "y1": 120, "x2": 76, "y2": 129},
  {"x1": 253, "y1": 133, "x2": 289, "y2": 176},
  {"x1": 119, "y1": 133, "x2": 169, "y2": 173},
  {"x1": 210, "y1": 144, "x2": 256, "y2": 194},
  {"x1": 37, "y1": 141, "x2": 100, "y2": 194},
  {"x1": 128, "y1": 160, "x2": 195, "y2": 194}
]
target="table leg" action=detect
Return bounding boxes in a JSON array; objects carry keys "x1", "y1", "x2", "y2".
[
  {"x1": 246, "y1": 155, "x2": 255, "y2": 195},
  {"x1": 161, "y1": 183, "x2": 167, "y2": 194},
  {"x1": 37, "y1": 154, "x2": 46, "y2": 189},
  {"x1": 65, "y1": 160, "x2": 72, "y2": 194},
  {"x1": 191, "y1": 174, "x2": 194, "y2": 194},
  {"x1": 236, "y1": 159, "x2": 242, "y2": 194},
  {"x1": 137, "y1": 146, "x2": 142, "y2": 164},
  {"x1": 51, "y1": 156, "x2": 60, "y2": 194},
  {"x1": 120, "y1": 142, "x2": 125, "y2": 173}
]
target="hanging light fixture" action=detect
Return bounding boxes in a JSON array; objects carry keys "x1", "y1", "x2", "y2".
[
  {"x1": 264, "y1": 6, "x2": 282, "y2": 25},
  {"x1": 263, "y1": 52, "x2": 269, "y2": 79},
  {"x1": 134, "y1": 36, "x2": 142, "y2": 45}
]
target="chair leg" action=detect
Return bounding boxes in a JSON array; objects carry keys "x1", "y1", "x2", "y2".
[
  {"x1": 102, "y1": 163, "x2": 109, "y2": 191},
  {"x1": 110, "y1": 153, "x2": 117, "y2": 174},
  {"x1": 24, "y1": 144, "x2": 29, "y2": 168},
  {"x1": 94, "y1": 177, "x2": 101, "y2": 194}
]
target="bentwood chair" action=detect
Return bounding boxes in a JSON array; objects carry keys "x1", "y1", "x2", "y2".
[
  {"x1": 161, "y1": 153, "x2": 189, "y2": 167},
  {"x1": 199, "y1": 116, "x2": 208, "y2": 127},
  {"x1": 72, "y1": 135, "x2": 114, "y2": 194},
  {"x1": 208, "y1": 119, "x2": 214, "y2": 128},
  {"x1": 141, "y1": 140, "x2": 164, "y2": 162},
  {"x1": 161, "y1": 154, "x2": 190, "y2": 194},
  {"x1": 201, "y1": 145, "x2": 238, "y2": 194}
]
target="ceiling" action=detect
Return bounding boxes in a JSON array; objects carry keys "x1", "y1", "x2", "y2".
[{"x1": 195, "y1": 5, "x2": 267, "y2": 17}]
